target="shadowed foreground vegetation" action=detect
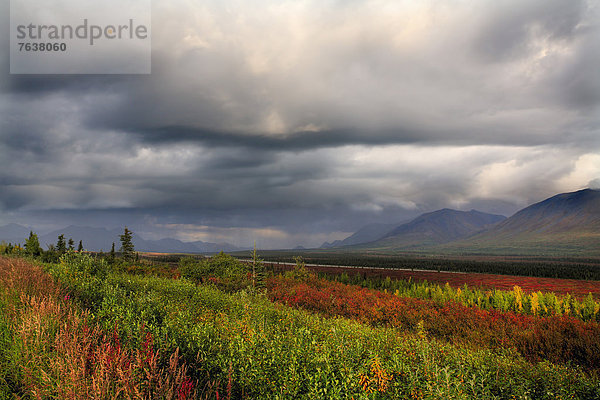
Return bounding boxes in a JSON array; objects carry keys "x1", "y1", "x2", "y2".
[
  {"x1": 1, "y1": 252, "x2": 599, "y2": 398},
  {"x1": 0, "y1": 256, "x2": 195, "y2": 399}
]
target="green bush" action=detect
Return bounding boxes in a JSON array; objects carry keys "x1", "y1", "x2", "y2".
[
  {"x1": 41, "y1": 254, "x2": 600, "y2": 399},
  {"x1": 180, "y1": 252, "x2": 250, "y2": 291},
  {"x1": 284, "y1": 256, "x2": 313, "y2": 281},
  {"x1": 59, "y1": 251, "x2": 109, "y2": 279}
]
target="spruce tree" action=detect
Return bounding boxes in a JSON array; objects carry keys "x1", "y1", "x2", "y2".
[
  {"x1": 56, "y1": 234, "x2": 67, "y2": 254},
  {"x1": 24, "y1": 231, "x2": 42, "y2": 256},
  {"x1": 119, "y1": 227, "x2": 135, "y2": 261},
  {"x1": 68, "y1": 238, "x2": 75, "y2": 251},
  {"x1": 108, "y1": 242, "x2": 116, "y2": 263},
  {"x1": 77, "y1": 240, "x2": 83, "y2": 252},
  {"x1": 251, "y1": 244, "x2": 266, "y2": 290}
]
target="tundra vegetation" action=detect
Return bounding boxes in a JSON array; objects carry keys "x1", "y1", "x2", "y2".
[{"x1": 0, "y1": 235, "x2": 599, "y2": 398}]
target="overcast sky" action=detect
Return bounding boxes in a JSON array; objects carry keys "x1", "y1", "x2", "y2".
[{"x1": 1, "y1": 0, "x2": 599, "y2": 248}]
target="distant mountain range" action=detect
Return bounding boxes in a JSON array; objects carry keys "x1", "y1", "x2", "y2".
[
  {"x1": 440, "y1": 188, "x2": 600, "y2": 255},
  {"x1": 476, "y1": 188, "x2": 600, "y2": 236},
  {"x1": 320, "y1": 188, "x2": 600, "y2": 256},
  {"x1": 0, "y1": 223, "x2": 33, "y2": 245},
  {"x1": 323, "y1": 209, "x2": 506, "y2": 250},
  {"x1": 0, "y1": 224, "x2": 245, "y2": 254},
  {"x1": 370, "y1": 209, "x2": 506, "y2": 249},
  {"x1": 3, "y1": 189, "x2": 599, "y2": 256},
  {"x1": 321, "y1": 222, "x2": 401, "y2": 248}
]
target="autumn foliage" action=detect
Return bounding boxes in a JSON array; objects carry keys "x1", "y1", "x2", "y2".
[
  {"x1": 3, "y1": 253, "x2": 600, "y2": 398},
  {"x1": 267, "y1": 273, "x2": 600, "y2": 370},
  {"x1": 0, "y1": 256, "x2": 196, "y2": 399}
]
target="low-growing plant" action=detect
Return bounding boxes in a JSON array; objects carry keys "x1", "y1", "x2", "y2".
[
  {"x1": 268, "y1": 273, "x2": 600, "y2": 370},
  {"x1": 284, "y1": 256, "x2": 313, "y2": 281},
  {"x1": 180, "y1": 252, "x2": 252, "y2": 291},
  {"x1": 5, "y1": 254, "x2": 600, "y2": 399},
  {"x1": 0, "y1": 256, "x2": 196, "y2": 399},
  {"x1": 38, "y1": 254, "x2": 600, "y2": 398},
  {"x1": 324, "y1": 271, "x2": 600, "y2": 322},
  {"x1": 60, "y1": 250, "x2": 110, "y2": 278}
]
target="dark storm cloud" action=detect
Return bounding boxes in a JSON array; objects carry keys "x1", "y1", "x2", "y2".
[
  {"x1": 4, "y1": 74, "x2": 133, "y2": 95},
  {"x1": 555, "y1": 35, "x2": 600, "y2": 110},
  {"x1": 128, "y1": 126, "x2": 429, "y2": 150},
  {"x1": 3, "y1": 0, "x2": 599, "y2": 151},
  {"x1": 474, "y1": 0, "x2": 586, "y2": 62},
  {"x1": 1, "y1": 0, "x2": 599, "y2": 248}
]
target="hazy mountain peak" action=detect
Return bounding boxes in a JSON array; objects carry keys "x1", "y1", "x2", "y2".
[
  {"x1": 0, "y1": 224, "x2": 245, "y2": 254},
  {"x1": 0, "y1": 223, "x2": 32, "y2": 243},
  {"x1": 320, "y1": 221, "x2": 404, "y2": 248},
  {"x1": 353, "y1": 209, "x2": 507, "y2": 250},
  {"x1": 441, "y1": 189, "x2": 600, "y2": 256}
]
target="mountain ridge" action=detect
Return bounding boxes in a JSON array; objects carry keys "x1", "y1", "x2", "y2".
[
  {"x1": 3, "y1": 189, "x2": 599, "y2": 256},
  {"x1": 320, "y1": 222, "x2": 402, "y2": 248},
  {"x1": 0, "y1": 224, "x2": 245, "y2": 254},
  {"x1": 362, "y1": 208, "x2": 506, "y2": 250},
  {"x1": 440, "y1": 188, "x2": 600, "y2": 255}
]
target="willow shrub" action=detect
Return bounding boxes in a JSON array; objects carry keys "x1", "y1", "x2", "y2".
[
  {"x1": 0, "y1": 256, "x2": 195, "y2": 400},
  {"x1": 40, "y1": 252, "x2": 600, "y2": 399}
]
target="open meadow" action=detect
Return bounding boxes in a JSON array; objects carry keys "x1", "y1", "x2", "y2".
[
  {"x1": 1, "y1": 251, "x2": 600, "y2": 399},
  {"x1": 4, "y1": 0, "x2": 600, "y2": 398}
]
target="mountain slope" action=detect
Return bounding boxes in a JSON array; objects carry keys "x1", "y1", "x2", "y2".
[
  {"x1": 0, "y1": 223, "x2": 32, "y2": 244},
  {"x1": 182, "y1": 240, "x2": 244, "y2": 253},
  {"x1": 321, "y1": 222, "x2": 400, "y2": 248},
  {"x1": 482, "y1": 188, "x2": 600, "y2": 236},
  {"x1": 363, "y1": 209, "x2": 506, "y2": 250},
  {"x1": 35, "y1": 226, "x2": 243, "y2": 253},
  {"x1": 40, "y1": 226, "x2": 123, "y2": 252},
  {"x1": 446, "y1": 188, "x2": 600, "y2": 255}
]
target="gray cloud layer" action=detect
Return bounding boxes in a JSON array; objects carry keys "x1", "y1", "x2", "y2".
[{"x1": 1, "y1": 0, "x2": 599, "y2": 248}]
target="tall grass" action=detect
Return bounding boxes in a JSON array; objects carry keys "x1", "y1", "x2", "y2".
[
  {"x1": 44, "y1": 253, "x2": 600, "y2": 399},
  {"x1": 0, "y1": 256, "x2": 196, "y2": 399}
]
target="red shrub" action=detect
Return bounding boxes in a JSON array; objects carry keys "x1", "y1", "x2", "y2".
[{"x1": 267, "y1": 275, "x2": 600, "y2": 370}]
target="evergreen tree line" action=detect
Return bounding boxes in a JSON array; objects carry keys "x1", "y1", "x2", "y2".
[
  {"x1": 257, "y1": 253, "x2": 600, "y2": 281},
  {"x1": 1, "y1": 227, "x2": 138, "y2": 264}
]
